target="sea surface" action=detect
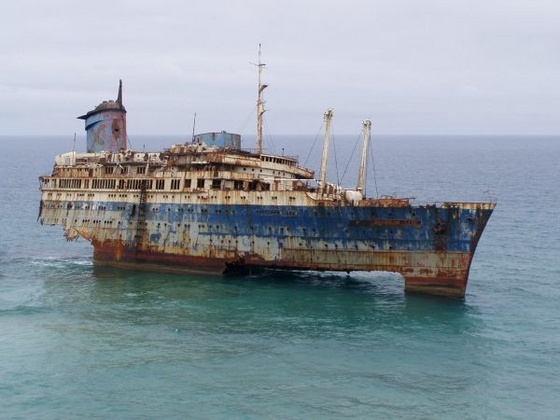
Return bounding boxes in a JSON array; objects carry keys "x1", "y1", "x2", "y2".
[{"x1": 0, "y1": 134, "x2": 559, "y2": 419}]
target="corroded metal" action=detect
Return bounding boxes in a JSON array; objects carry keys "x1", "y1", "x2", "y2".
[
  {"x1": 78, "y1": 80, "x2": 127, "y2": 153},
  {"x1": 38, "y1": 144, "x2": 495, "y2": 298},
  {"x1": 38, "y1": 82, "x2": 496, "y2": 298}
]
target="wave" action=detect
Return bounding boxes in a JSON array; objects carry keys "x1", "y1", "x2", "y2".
[
  {"x1": 0, "y1": 303, "x2": 52, "y2": 316},
  {"x1": 28, "y1": 256, "x2": 93, "y2": 269},
  {"x1": 0, "y1": 255, "x2": 94, "y2": 284}
]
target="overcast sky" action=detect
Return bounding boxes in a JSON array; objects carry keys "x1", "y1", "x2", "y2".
[{"x1": 1, "y1": 0, "x2": 559, "y2": 137}]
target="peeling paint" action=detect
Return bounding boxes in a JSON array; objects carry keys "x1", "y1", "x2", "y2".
[{"x1": 38, "y1": 81, "x2": 496, "y2": 298}]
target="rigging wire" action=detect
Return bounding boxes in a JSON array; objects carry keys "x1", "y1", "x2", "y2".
[
  {"x1": 263, "y1": 118, "x2": 276, "y2": 154},
  {"x1": 302, "y1": 122, "x2": 325, "y2": 169},
  {"x1": 339, "y1": 133, "x2": 361, "y2": 186},
  {"x1": 236, "y1": 107, "x2": 257, "y2": 139},
  {"x1": 332, "y1": 133, "x2": 341, "y2": 186}
]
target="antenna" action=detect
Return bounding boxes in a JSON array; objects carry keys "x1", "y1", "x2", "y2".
[
  {"x1": 191, "y1": 112, "x2": 197, "y2": 142},
  {"x1": 72, "y1": 132, "x2": 77, "y2": 165}
]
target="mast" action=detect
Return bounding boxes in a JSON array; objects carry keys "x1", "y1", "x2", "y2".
[
  {"x1": 357, "y1": 119, "x2": 371, "y2": 193},
  {"x1": 319, "y1": 108, "x2": 334, "y2": 194},
  {"x1": 256, "y1": 44, "x2": 267, "y2": 155}
]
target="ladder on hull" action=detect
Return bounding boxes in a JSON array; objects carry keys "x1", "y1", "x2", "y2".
[{"x1": 133, "y1": 180, "x2": 148, "y2": 253}]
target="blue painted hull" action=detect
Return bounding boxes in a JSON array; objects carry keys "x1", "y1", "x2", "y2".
[
  {"x1": 42, "y1": 197, "x2": 494, "y2": 297},
  {"x1": 39, "y1": 79, "x2": 496, "y2": 297}
]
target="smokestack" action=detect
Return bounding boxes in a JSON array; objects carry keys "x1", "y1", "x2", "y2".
[{"x1": 78, "y1": 80, "x2": 127, "y2": 153}]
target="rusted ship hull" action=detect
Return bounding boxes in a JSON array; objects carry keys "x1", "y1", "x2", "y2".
[
  {"x1": 92, "y1": 244, "x2": 483, "y2": 297},
  {"x1": 39, "y1": 74, "x2": 496, "y2": 298},
  {"x1": 40, "y1": 195, "x2": 494, "y2": 297}
]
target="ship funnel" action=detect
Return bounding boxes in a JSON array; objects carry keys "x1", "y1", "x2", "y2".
[{"x1": 78, "y1": 80, "x2": 127, "y2": 153}]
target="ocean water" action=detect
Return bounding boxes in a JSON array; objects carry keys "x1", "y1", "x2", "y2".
[{"x1": 0, "y1": 134, "x2": 559, "y2": 419}]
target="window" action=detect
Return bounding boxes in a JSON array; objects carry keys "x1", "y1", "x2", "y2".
[
  {"x1": 197, "y1": 178, "x2": 205, "y2": 189},
  {"x1": 58, "y1": 179, "x2": 82, "y2": 189},
  {"x1": 184, "y1": 179, "x2": 192, "y2": 189},
  {"x1": 126, "y1": 179, "x2": 143, "y2": 189},
  {"x1": 171, "y1": 179, "x2": 181, "y2": 190},
  {"x1": 156, "y1": 179, "x2": 165, "y2": 190},
  {"x1": 136, "y1": 166, "x2": 146, "y2": 175},
  {"x1": 211, "y1": 179, "x2": 221, "y2": 190}
]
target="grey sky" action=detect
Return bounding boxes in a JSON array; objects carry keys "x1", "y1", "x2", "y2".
[{"x1": 1, "y1": 0, "x2": 559, "y2": 137}]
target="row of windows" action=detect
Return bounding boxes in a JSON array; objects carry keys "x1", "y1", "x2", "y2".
[
  {"x1": 44, "y1": 177, "x2": 271, "y2": 192},
  {"x1": 37, "y1": 219, "x2": 380, "y2": 250},
  {"x1": 260, "y1": 155, "x2": 296, "y2": 167},
  {"x1": 104, "y1": 166, "x2": 147, "y2": 175},
  {"x1": 43, "y1": 200, "x2": 374, "y2": 222},
  {"x1": 45, "y1": 178, "x2": 157, "y2": 190},
  {"x1": 101, "y1": 163, "x2": 292, "y2": 176},
  {"x1": 92, "y1": 179, "x2": 116, "y2": 189},
  {"x1": 58, "y1": 179, "x2": 82, "y2": 188}
]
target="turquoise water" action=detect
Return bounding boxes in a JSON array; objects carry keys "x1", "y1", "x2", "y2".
[{"x1": 1, "y1": 135, "x2": 559, "y2": 419}]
